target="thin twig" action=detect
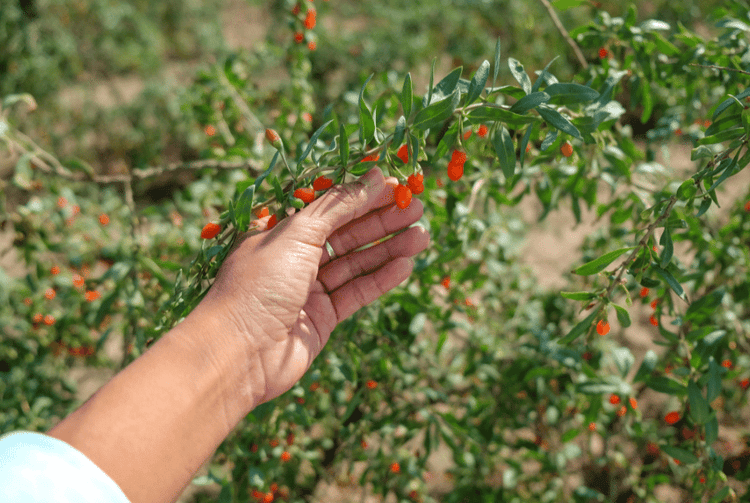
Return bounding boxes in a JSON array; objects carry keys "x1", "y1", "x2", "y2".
[
  {"x1": 539, "y1": 0, "x2": 589, "y2": 70},
  {"x1": 689, "y1": 63, "x2": 750, "y2": 76}
]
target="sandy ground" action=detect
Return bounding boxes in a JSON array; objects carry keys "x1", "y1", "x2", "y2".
[{"x1": 2, "y1": 1, "x2": 749, "y2": 501}]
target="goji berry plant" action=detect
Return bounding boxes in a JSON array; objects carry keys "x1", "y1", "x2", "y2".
[{"x1": 2, "y1": 1, "x2": 750, "y2": 503}]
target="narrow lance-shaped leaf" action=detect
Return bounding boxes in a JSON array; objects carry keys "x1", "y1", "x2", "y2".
[
  {"x1": 613, "y1": 304, "x2": 632, "y2": 328},
  {"x1": 493, "y1": 126, "x2": 516, "y2": 179},
  {"x1": 234, "y1": 184, "x2": 256, "y2": 232},
  {"x1": 297, "y1": 119, "x2": 334, "y2": 174},
  {"x1": 492, "y1": 38, "x2": 502, "y2": 89},
  {"x1": 687, "y1": 379, "x2": 710, "y2": 424},
  {"x1": 509, "y1": 92, "x2": 550, "y2": 114},
  {"x1": 359, "y1": 74, "x2": 375, "y2": 144},
  {"x1": 424, "y1": 66, "x2": 463, "y2": 106},
  {"x1": 659, "y1": 226, "x2": 673, "y2": 269},
  {"x1": 392, "y1": 115, "x2": 406, "y2": 149},
  {"x1": 573, "y1": 247, "x2": 634, "y2": 276},
  {"x1": 413, "y1": 89, "x2": 460, "y2": 131},
  {"x1": 652, "y1": 265, "x2": 685, "y2": 299},
  {"x1": 544, "y1": 83, "x2": 600, "y2": 104},
  {"x1": 508, "y1": 58, "x2": 532, "y2": 94},
  {"x1": 339, "y1": 124, "x2": 349, "y2": 168},
  {"x1": 560, "y1": 309, "x2": 599, "y2": 344},
  {"x1": 519, "y1": 124, "x2": 534, "y2": 169},
  {"x1": 401, "y1": 73, "x2": 413, "y2": 119},
  {"x1": 537, "y1": 105, "x2": 582, "y2": 139},
  {"x1": 466, "y1": 60, "x2": 490, "y2": 105}
]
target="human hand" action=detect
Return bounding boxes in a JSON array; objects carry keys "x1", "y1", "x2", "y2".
[{"x1": 194, "y1": 167, "x2": 430, "y2": 406}]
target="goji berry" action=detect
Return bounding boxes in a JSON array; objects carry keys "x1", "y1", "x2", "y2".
[
  {"x1": 302, "y1": 112, "x2": 313, "y2": 122},
  {"x1": 407, "y1": 174, "x2": 423, "y2": 195},
  {"x1": 85, "y1": 290, "x2": 100, "y2": 302},
  {"x1": 609, "y1": 394, "x2": 620, "y2": 405},
  {"x1": 255, "y1": 206, "x2": 269, "y2": 219},
  {"x1": 44, "y1": 288, "x2": 56, "y2": 300},
  {"x1": 649, "y1": 315, "x2": 658, "y2": 326},
  {"x1": 312, "y1": 175, "x2": 333, "y2": 191},
  {"x1": 361, "y1": 153, "x2": 379, "y2": 162},
  {"x1": 463, "y1": 130, "x2": 472, "y2": 140},
  {"x1": 293, "y1": 188, "x2": 316, "y2": 204},
  {"x1": 477, "y1": 124, "x2": 488, "y2": 137},
  {"x1": 99, "y1": 214, "x2": 109, "y2": 225},
  {"x1": 72, "y1": 274, "x2": 84, "y2": 287},
  {"x1": 201, "y1": 222, "x2": 221, "y2": 239},
  {"x1": 639, "y1": 287, "x2": 649, "y2": 298},
  {"x1": 390, "y1": 462, "x2": 400, "y2": 474},
  {"x1": 722, "y1": 359, "x2": 733, "y2": 369},
  {"x1": 366, "y1": 380, "x2": 377, "y2": 389},
  {"x1": 270, "y1": 483, "x2": 278, "y2": 493},
  {"x1": 617, "y1": 405, "x2": 627, "y2": 416},
  {"x1": 664, "y1": 411, "x2": 680, "y2": 425},
  {"x1": 292, "y1": 3, "x2": 300, "y2": 15},
  {"x1": 280, "y1": 451, "x2": 291, "y2": 462},
  {"x1": 307, "y1": 41, "x2": 316, "y2": 51},
  {"x1": 740, "y1": 378, "x2": 749, "y2": 390},
  {"x1": 204, "y1": 125, "x2": 215, "y2": 136},
  {"x1": 43, "y1": 314, "x2": 55, "y2": 325},
  {"x1": 561, "y1": 142, "x2": 573, "y2": 158},
  {"x1": 396, "y1": 144, "x2": 409, "y2": 164},
  {"x1": 650, "y1": 299, "x2": 658, "y2": 310},
  {"x1": 629, "y1": 397, "x2": 637, "y2": 409},
  {"x1": 304, "y1": 8, "x2": 316, "y2": 29},
  {"x1": 51, "y1": 265, "x2": 60, "y2": 275},
  {"x1": 441, "y1": 276, "x2": 450, "y2": 289},
  {"x1": 266, "y1": 214, "x2": 277, "y2": 230},
  {"x1": 394, "y1": 184, "x2": 412, "y2": 209},
  {"x1": 599, "y1": 47, "x2": 609, "y2": 59},
  {"x1": 745, "y1": 201, "x2": 750, "y2": 212},
  {"x1": 596, "y1": 319, "x2": 610, "y2": 336},
  {"x1": 57, "y1": 197, "x2": 67, "y2": 208},
  {"x1": 294, "y1": 32, "x2": 304, "y2": 43},
  {"x1": 361, "y1": 440, "x2": 368, "y2": 449}
]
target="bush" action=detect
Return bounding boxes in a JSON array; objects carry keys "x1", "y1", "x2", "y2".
[{"x1": 2, "y1": 1, "x2": 750, "y2": 502}]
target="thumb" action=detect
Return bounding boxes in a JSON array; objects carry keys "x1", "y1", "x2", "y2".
[{"x1": 293, "y1": 167, "x2": 390, "y2": 242}]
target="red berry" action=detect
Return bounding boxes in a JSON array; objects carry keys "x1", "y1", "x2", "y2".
[
  {"x1": 609, "y1": 394, "x2": 620, "y2": 405},
  {"x1": 629, "y1": 397, "x2": 638, "y2": 409},
  {"x1": 390, "y1": 462, "x2": 400, "y2": 473},
  {"x1": 255, "y1": 206, "x2": 269, "y2": 219},
  {"x1": 280, "y1": 451, "x2": 291, "y2": 462},
  {"x1": 293, "y1": 188, "x2": 316, "y2": 204},
  {"x1": 744, "y1": 201, "x2": 750, "y2": 212},
  {"x1": 366, "y1": 380, "x2": 377, "y2": 389},
  {"x1": 294, "y1": 32, "x2": 304, "y2": 43},
  {"x1": 266, "y1": 214, "x2": 277, "y2": 230},
  {"x1": 463, "y1": 130, "x2": 472, "y2": 140},
  {"x1": 450, "y1": 149, "x2": 467, "y2": 165},
  {"x1": 639, "y1": 287, "x2": 649, "y2": 298},
  {"x1": 599, "y1": 47, "x2": 609, "y2": 59},
  {"x1": 396, "y1": 144, "x2": 409, "y2": 164},
  {"x1": 447, "y1": 162, "x2": 463, "y2": 182},
  {"x1": 304, "y1": 9, "x2": 316, "y2": 29},
  {"x1": 596, "y1": 319, "x2": 610, "y2": 336},
  {"x1": 477, "y1": 124, "x2": 488, "y2": 137},
  {"x1": 664, "y1": 411, "x2": 680, "y2": 425},
  {"x1": 99, "y1": 214, "x2": 109, "y2": 225},
  {"x1": 649, "y1": 315, "x2": 658, "y2": 326},
  {"x1": 307, "y1": 41, "x2": 316, "y2": 51},
  {"x1": 394, "y1": 184, "x2": 412, "y2": 209},
  {"x1": 441, "y1": 276, "x2": 450, "y2": 289},
  {"x1": 407, "y1": 174, "x2": 423, "y2": 195},
  {"x1": 561, "y1": 142, "x2": 573, "y2": 157},
  {"x1": 201, "y1": 222, "x2": 221, "y2": 239},
  {"x1": 312, "y1": 176, "x2": 333, "y2": 191}
]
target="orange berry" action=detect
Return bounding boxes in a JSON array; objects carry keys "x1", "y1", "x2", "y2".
[
  {"x1": 463, "y1": 130, "x2": 472, "y2": 140},
  {"x1": 596, "y1": 320, "x2": 610, "y2": 336},
  {"x1": 561, "y1": 142, "x2": 573, "y2": 157},
  {"x1": 639, "y1": 287, "x2": 649, "y2": 298},
  {"x1": 263, "y1": 493, "x2": 274, "y2": 503},
  {"x1": 293, "y1": 188, "x2": 316, "y2": 204},
  {"x1": 390, "y1": 462, "x2": 400, "y2": 474},
  {"x1": 361, "y1": 153, "x2": 379, "y2": 162},
  {"x1": 407, "y1": 174, "x2": 424, "y2": 195},
  {"x1": 396, "y1": 144, "x2": 409, "y2": 163},
  {"x1": 302, "y1": 112, "x2": 313, "y2": 122},
  {"x1": 266, "y1": 214, "x2": 277, "y2": 230},
  {"x1": 441, "y1": 276, "x2": 450, "y2": 289},
  {"x1": 270, "y1": 483, "x2": 278, "y2": 493},
  {"x1": 286, "y1": 433, "x2": 295, "y2": 446},
  {"x1": 201, "y1": 222, "x2": 221, "y2": 239},
  {"x1": 366, "y1": 380, "x2": 377, "y2": 389},
  {"x1": 649, "y1": 315, "x2": 658, "y2": 326},
  {"x1": 51, "y1": 265, "x2": 60, "y2": 275},
  {"x1": 312, "y1": 176, "x2": 333, "y2": 191},
  {"x1": 99, "y1": 214, "x2": 109, "y2": 225},
  {"x1": 450, "y1": 149, "x2": 467, "y2": 165},
  {"x1": 599, "y1": 47, "x2": 609, "y2": 59},
  {"x1": 617, "y1": 405, "x2": 627, "y2": 416},
  {"x1": 588, "y1": 422, "x2": 596, "y2": 431},
  {"x1": 43, "y1": 314, "x2": 55, "y2": 326},
  {"x1": 447, "y1": 162, "x2": 463, "y2": 182},
  {"x1": 664, "y1": 411, "x2": 680, "y2": 425},
  {"x1": 72, "y1": 274, "x2": 84, "y2": 288},
  {"x1": 204, "y1": 125, "x2": 216, "y2": 136},
  {"x1": 269, "y1": 439, "x2": 279, "y2": 447},
  {"x1": 609, "y1": 394, "x2": 620, "y2": 405},
  {"x1": 280, "y1": 451, "x2": 291, "y2": 462},
  {"x1": 307, "y1": 41, "x2": 316, "y2": 51},
  {"x1": 44, "y1": 288, "x2": 56, "y2": 300},
  {"x1": 675, "y1": 128, "x2": 682, "y2": 136},
  {"x1": 304, "y1": 9, "x2": 316, "y2": 29},
  {"x1": 722, "y1": 359, "x2": 733, "y2": 369},
  {"x1": 477, "y1": 124, "x2": 488, "y2": 137},
  {"x1": 629, "y1": 397, "x2": 637, "y2": 409},
  {"x1": 700, "y1": 476, "x2": 706, "y2": 484},
  {"x1": 57, "y1": 196, "x2": 67, "y2": 208},
  {"x1": 394, "y1": 184, "x2": 412, "y2": 209},
  {"x1": 255, "y1": 206, "x2": 269, "y2": 219},
  {"x1": 294, "y1": 32, "x2": 304, "y2": 43},
  {"x1": 650, "y1": 299, "x2": 658, "y2": 310},
  {"x1": 33, "y1": 313, "x2": 43, "y2": 323},
  {"x1": 85, "y1": 290, "x2": 100, "y2": 302}
]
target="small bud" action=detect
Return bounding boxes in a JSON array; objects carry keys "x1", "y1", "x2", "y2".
[{"x1": 265, "y1": 128, "x2": 283, "y2": 150}]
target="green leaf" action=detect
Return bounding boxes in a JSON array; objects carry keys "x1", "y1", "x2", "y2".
[
  {"x1": 424, "y1": 66, "x2": 463, "y2": 106},
  {"x1": 466, "y1": 106, "x2": 541, "y2": 126},
  {"x1": 541, "y1": 130, "x2": 558, "y2": 150},
  {"x1": 613, "y1": 304, "x2": 632, "y2": 328},
  {"x1": 676, "y1": 179, "x2": 698, "y2": 201},
  {"x1": 12, "y1": 152, "x2": 34, "y2": 190},
  {"x1": 573, "y1": 247, "x2": 634, "y2": 276},
  {"x1": 493, "y1": 126, "x2": 516, "y2": 179},
  {"x1": 509, "y1": 92, "x2": 550, "y2": 114},
  {"x1": 339, "y1": 124, "x2": 349, "y2": 168},
  {"x1": 560, "y1": 291, "x2": 597, "y2": 301},
  {"x1": 641, "y1": 79, "x2": 654, "y2": 124},
  {"x1": 413, "y1": 89, "x2": 460, "y2": 131},
  {"x1": 552, "y1": 0, "x2": 588, "y2": 10},
  {"x1": 519, "y1": 124, "x2": 534, "y2": 169},
  {"x1": 561, "y1": 428, "x2": 581, "y2": 443},
  {"x1": 652, "y1": 265, "x2": 685, "y2": 299},
  {"x1": 659, "y1": 227, "x2": 673, "y2": 269},
  {"x1": 685, "y1": 289, "x2": 725, "y2": 324},
  {"x1": 705, "y1": 416, "x2": 720, "y2": 446},
  {"x1": 707, "y1": 357, "x2": 722, "y2": 402},
  {"x1": 612, "y1": 347, "x2": 635, "y2": 378},
  {"x1": 508, "y1": 58, "x2": 532, "y2": 94},
  {"x1": 544, "y1": 83, "x2": 599, "y2": 105},
  {"x1": 537, "y1": 105, "x2": 582, "y2": 139},
  {"x1": 393, "y1": 116, "x2": 406, "y2": 149},
  {"x1": 492, "y1": 38, "x2": 502, "y2": 89},
  {"x1": 661, "y1": 446, "x2": 699, "y2": 465},
  {"x1": 401, "y1": 73, "x2": 413, "y2": 119},
  {"x1": 706, "y1": 149, "x2": 740, "y2": 194},
  {"x1": 359, "y1": 74, "x2": 375, "y2": 144},
  {"x1": 633, "y1": 350, "x2": 658, "y2": 383},
  {"x1": 532, "y1": 56, "x2": 561, "y2": 93},
  {"x1": 234, "y1": 184, "x2": 255, "y2": 232},
  {"x1": 647, "y1": 376, "x2": 686, "y2": 395},
  {"x1": 466, "y1": 60, "x2": 490, "y2": 105},
  {"x1": 696, "y1": 126, "x2": 744, "y2": 146},
  {"x1": 696, "y1": 198, "x2": 711, "y2": 217},
  {"x1": 713, "y1": 88, "x2": 750, "y2": 120},
  {"x1": 687, "y1": 380, "x2": 710, "y2": 424},
  {"x1": 298, "y1": 119, "x2": 333, "y2": 173},
  {"x1": 576, "y1": 380, "x2": 620, "y2": 395},
  {"x1": 560, "y1": 309, "x2": 599, "y2": 344}
]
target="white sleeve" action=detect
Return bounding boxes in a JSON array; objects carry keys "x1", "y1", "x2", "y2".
[{"x1": 0, "y1": 430, "x2": 131, "y2": 503}]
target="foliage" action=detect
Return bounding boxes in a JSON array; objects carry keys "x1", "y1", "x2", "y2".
[{"x1": 2, "y1": 1, "x2": 750, "y2": 502}]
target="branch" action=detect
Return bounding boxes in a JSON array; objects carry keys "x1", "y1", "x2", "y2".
[
  {"x1": 538, "y1": 0, "x2": 589, "y2": 70},
  {"x1": 689, "y1": 63, "x2": 750, "y2": 76}
]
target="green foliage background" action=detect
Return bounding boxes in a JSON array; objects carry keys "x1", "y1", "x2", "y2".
[{"x1": 2, "y1": 1, "x2": 750, "y2": 502}]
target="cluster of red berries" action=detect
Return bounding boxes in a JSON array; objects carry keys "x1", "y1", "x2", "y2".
[
  {"x1": 447, "y1": 149, "x2": 466, "y2": 181},
  {"x1": 291, "y1": 2, "x2": 317, "y2": 51}
]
